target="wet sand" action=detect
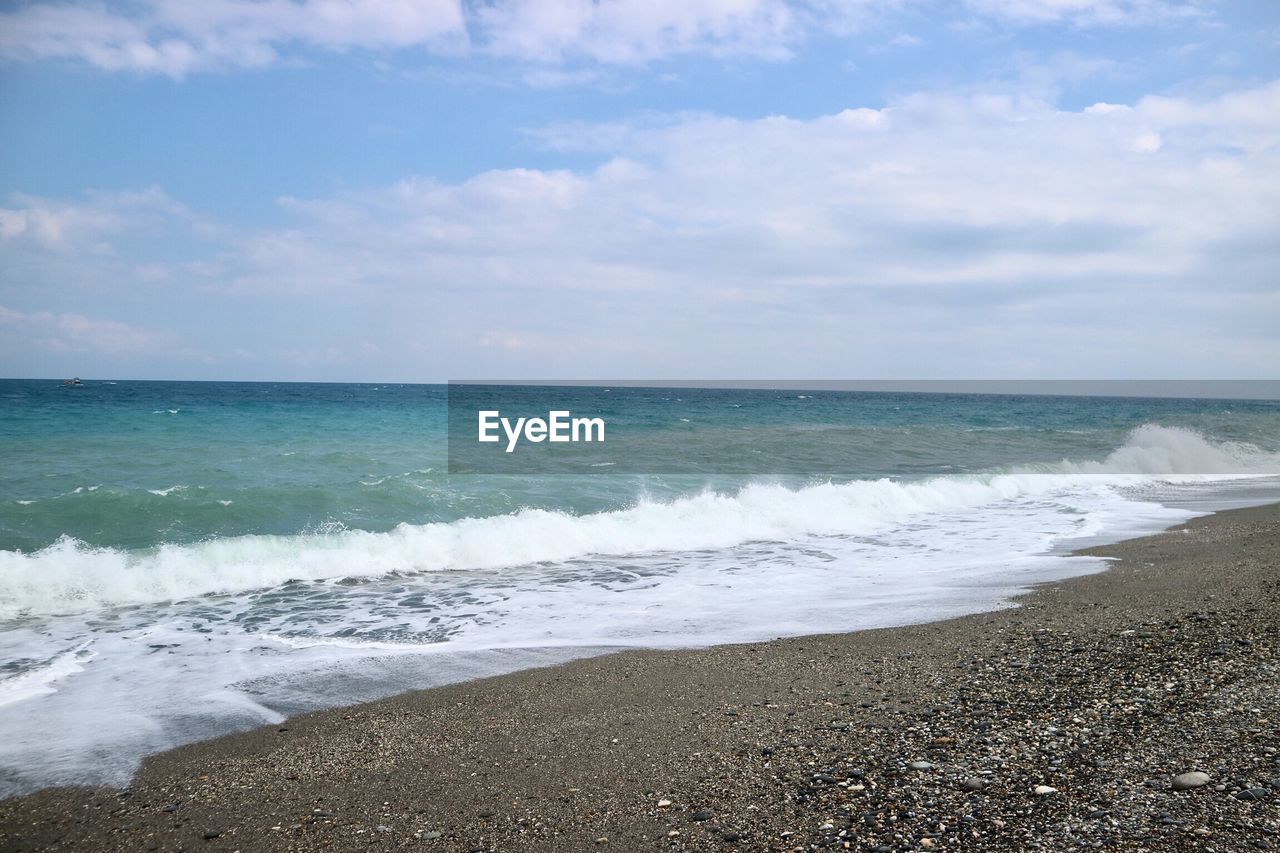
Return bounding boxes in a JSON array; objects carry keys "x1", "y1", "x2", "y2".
[{"x1": 2, "y1": 503, "x2": 1277, "y2": 852}]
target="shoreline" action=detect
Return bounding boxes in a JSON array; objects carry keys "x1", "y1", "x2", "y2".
[{"x1": 2, "y1": 504, "x2": 1278, "y2": 851}]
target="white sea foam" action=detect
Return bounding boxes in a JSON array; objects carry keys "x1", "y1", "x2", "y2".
[
  {"x1": 1042, "y1": 424, "x2": 1277, "y2": 477},
  {"x1": 260, "y1": 634, "x2": 443, "y2": 651},
  {"x1": 1, "y1": 425, "x2": 1277, "y2": 795},
  {"x1": 0, "y1": 426, "x2": 1276, "y2": 620},
  {"x1": 0, "y1": 646, "x2": 96, "y2": 708},
  {"x1": 0, "y1": 483, "x2": 1182, "y2": 794}
]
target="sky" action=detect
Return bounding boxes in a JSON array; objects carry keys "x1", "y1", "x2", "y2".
[{"x1": 0, "y1": 0, "x2": 1277, "y2": 381}]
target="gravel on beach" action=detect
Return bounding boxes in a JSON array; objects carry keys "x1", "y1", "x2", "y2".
[{"x1": 2, "y1": 504, "x2": 1278, "y2": 852}]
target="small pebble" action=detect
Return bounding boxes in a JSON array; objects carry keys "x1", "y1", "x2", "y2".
[
  {"x1": 1235, "y1": 788, "x2": 1270, "y2": 801},
  {"x1": 1171, "y1": 771, "x2": 1211, "y2": 791}
]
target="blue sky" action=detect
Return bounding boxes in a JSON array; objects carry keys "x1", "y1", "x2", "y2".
[{"x1": 1, "y1": 0, "x2": 1277, "y2": 380}]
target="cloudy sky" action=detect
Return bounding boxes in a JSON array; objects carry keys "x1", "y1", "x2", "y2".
[{"x1": 0, "y1": 0, "x2": 1277, "y2": 381}]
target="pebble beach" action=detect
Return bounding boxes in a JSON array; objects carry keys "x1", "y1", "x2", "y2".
[{"x1": 2, "y1": 502, "x2": 1277, "y2": 852}]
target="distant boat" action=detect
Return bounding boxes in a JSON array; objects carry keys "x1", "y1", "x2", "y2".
[{"x1": 63, "y1": 377, "x2": 83, "y2": 386}]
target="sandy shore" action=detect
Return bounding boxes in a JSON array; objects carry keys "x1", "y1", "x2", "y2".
[{"x1": 2, "y1": 504, "x2": 1278, "y2": 852}]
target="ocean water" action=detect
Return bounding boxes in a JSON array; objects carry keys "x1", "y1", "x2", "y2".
[{"x1": 2, "y1": 379, "x2": 1279, "y2": 795}]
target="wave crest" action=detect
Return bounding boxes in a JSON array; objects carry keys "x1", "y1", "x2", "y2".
[{"x1": 1, "y1": 425, "x2": 1275, "y2": 619}]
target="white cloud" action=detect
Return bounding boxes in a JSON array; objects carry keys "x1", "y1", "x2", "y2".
[
  {"x1": 0, "y1": 305, "x2": 169, "y2": 355},
  {"x1": 474, "y1": 0, "x2": 802, "y2": 64},
  {"x1": 0, "y1": 187, "x2": 200, "y2": 250},
  {"x1": 0, "y1": 0, "x2": 467, "y2": 77},
  {"x1": 520, "y1": 67, "x2": 604, "y2": 88},
  {"x1": 3, "y1": 79, "x2": 1276, "y2": 377},
  {"x1": 962, "y1": 0, "x2": 1205, "y2": 26},
  {"x1": 0, "y1": 0, "x2": 1207, "y2": 76},
  {"x1": 1131, "y1": 131, "x2": 1162, "y2": 151}
]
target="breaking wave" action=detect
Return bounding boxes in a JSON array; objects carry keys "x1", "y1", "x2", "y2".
[{"x1": 1, "y1": 426, "x2": 1276, "y2": 619}]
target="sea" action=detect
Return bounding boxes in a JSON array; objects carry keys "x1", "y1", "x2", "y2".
[{"x1": 2, "y1": 379, "x2": 1279, "y2": 796}]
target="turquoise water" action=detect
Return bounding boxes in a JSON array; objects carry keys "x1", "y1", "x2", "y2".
[
  {"x1": 1, "y1": 379, "x2": 1279, "y2": 794},
  {"x1": 5, "y1": 380, "x2": 1279, "y2": 551}
]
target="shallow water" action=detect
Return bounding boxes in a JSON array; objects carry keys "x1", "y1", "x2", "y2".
[{"x1": 2, "y1": 380, "x2": 1278, "y2": 793}]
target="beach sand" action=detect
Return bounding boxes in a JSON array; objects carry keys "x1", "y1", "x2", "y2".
[{"x1": 2, "y1": 504, "x2": 1277, "y2": 852}]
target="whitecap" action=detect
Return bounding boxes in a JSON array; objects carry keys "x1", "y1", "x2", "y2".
[
  {"x1": 1, "y1": 426, "x2": 1274, "y2": 620},
  {"x1": 148, "y1": 486, "x2": 187, "y2": 497}
]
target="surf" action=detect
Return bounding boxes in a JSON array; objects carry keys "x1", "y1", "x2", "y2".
[{"x1": 2, "y1": 425, "x2": 1275, "y2": 620}]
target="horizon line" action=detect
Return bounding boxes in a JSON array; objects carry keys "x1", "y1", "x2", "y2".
[{"x1": 6, "y1": 377, "x2": 1279, "y2": 400}]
